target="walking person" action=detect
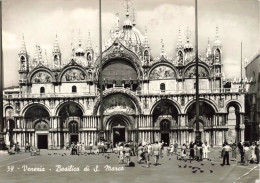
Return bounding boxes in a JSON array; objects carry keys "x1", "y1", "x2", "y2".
[
  {"x1": 174, "y1": 141, "x2": 178, "y2": 155},
  {"x1": 189, "y1": 141, "x2": 194, "y2": 159},
  {"x1": 250, "y1": 142, "x2": 257, "y2": 163},
  {"x1": 137, "y1": 143, "x2": 144, "y2": 163},
  {"x1": 238, "y1": 141, "x2": 244, "y2": 164},
  {"x1": 89, "y1": 142, "x2": 93, "y2": 154},
  {"x1": 221, "y1": 142, "x2": 231, "y2": 166},
  {"x1": 243, "y1": 142, "x2": 250, "y2": 166},
  {"x1": 153, "y1": 141, "x2": 161, "y2": 166},
  {"x1": 202, "y1": 141, "x2": 210, "y2": 159},
  {"x1": 231, "y1": 142, "x2": 237, "y2": 161},
  {"x1": 181, "y1": 143, "x2": 187, "y2": 160},
  {"x1": 124, "y1": 144, "x2": 131, "y2": 167},
  {"x1": 143, "y1": 144, "x2": 150, "y2": 168},
  {"x1": 255, "y1": 142, "x2": 259, "y2": 164}
]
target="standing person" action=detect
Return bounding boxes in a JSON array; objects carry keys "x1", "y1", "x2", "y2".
[
  {"x1": 174, "y1": 141, "x2": 178, "y2": 155},
  {"x1": 181, "y1": 143, "x2": 187, "y2": 160},
  {"x1": 143, "y1": 144, "x2": 150, "y2": 168},
  {"x1": 148, "y1": 143, "x2": 153, "y2": 157},
  {"x1": 202, "y1": 141, "x2": 210, "y2": 159},
  {"x1": 137, "y1": 143, "x2": 143, "y2": 163},
  {"x1": 124, "y1": 144, "x2": 131, "y2": 167},
  {"x1": 153, "y1": 141, "x2": 161, "y2": 166},
  {"x1": 255, "y1": 142, "x2": 259, "y2": 164},
  {"x1": 221, "y1": 142, "x2": 231, "y2": 166},
  {"x1": 231, "y1": 142, "x2": 237, "y2": 161},
  {"x1": 238, "y1": 141, "x2": 244, "y2": 164},
  {"x1": 250, "y1": 142, "x2": 256, "y2": 163},
  {"x1": 189, "y1": 141, "x2": 194, "y2": 159},
  {"x1": 82, "y1": 143, "x2": 85, "y2": 154},
  {"x1": 243, "y1": 142, "x2": 250, "y2": 166},
  {"x1": 89, "y1": 142, "x2": 93, "y2": 154},
  {"x1": 169, "y1": 143, "x2": 174, "y2": 156},
  {"x1": 118, "y1": 143, "x2": 125, "y2": 164}
]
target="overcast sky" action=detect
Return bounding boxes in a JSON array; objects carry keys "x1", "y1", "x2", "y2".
[{"x1": 2, "y1": 0, "x2": 260, "y2": 87}]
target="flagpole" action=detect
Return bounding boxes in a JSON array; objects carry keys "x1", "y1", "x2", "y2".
[
  {"x1": 195, "y1": 0, "x2": 201, "y2": 143},
  {"x1": 99, "y1": 0, "x2": 104, "y2": 141}
]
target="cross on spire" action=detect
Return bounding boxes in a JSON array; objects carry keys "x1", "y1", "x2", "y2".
[{"x1": 122, "y1": 0, "x2": 132, "y2": 16}]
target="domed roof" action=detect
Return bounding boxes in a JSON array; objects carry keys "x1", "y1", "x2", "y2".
[
  {"x1": 123, "y1": 27, "x2": 143, "y2": 45},
  {"x1": 184, "y1": 41, "x2": 193, "y2": 49},
  {"x1": 75, "y1": 46, "x2": 85, "y2": 53},
  {"x1": 214, "y1": 39, "x2": 221, "y2": 47}
]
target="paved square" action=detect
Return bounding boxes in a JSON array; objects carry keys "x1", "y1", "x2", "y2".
[{"x1": 0, "y1": 148, "x2": 259, "y2": 183}]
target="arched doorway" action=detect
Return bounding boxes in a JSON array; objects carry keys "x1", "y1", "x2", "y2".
[
  {"x1": 106, "y1": 114, "x2": 131, "y2": 147},
  {"x1": 69, "y1": 121, "x2": 79, "y2": 144},
  {"x1": 152, "y1": 100, "x2": 179, "y2": 144},
  {"x1": 58, "y1": 102, "x2": 83, "y2": 147},
  {"x1": 160, "y1": 119, "x2": 170, "y2": 146},
  {"x1": 35, "y1": 120, "x2": 49, "y2": 149},
  {"x1": 227, "y1": 102, "x2": 241, "y2": 143},
  {"x1": 187, "y1": 101, "x2": 215, "y2": 144},
  {"x1": 24, "y1": 105, "x2": 50, "y2": 148}
]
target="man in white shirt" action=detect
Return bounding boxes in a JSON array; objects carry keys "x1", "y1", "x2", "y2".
[{"x1": 221, "y1": 142, "x2": 231, "y2": 166}]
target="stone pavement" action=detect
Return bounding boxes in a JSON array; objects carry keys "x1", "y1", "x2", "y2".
[{"x1": 0, "y1": 147, "x2": 259, "y2": 183}]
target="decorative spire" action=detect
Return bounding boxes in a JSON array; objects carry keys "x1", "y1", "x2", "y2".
[
  {"x1": 78, "y1": 29, "x2": 82, "y2": 47},
  {"x1": 123, "y1": 0, "x2": 132, "y2": 17},
  {"x1": 86, "y1": 31, "x2": 92, "y2": 50},
  {"x1": 115, "y1": 13, "x2": 120, "y2": 31},
  {"x1": 20, "y1": 34, "x2": 27, "y2": 54},
  {"x1": 214, "y1": 25, "x2": 221, "y2": 47},
  {"x1": 144, "y1": 27, "x2": 149, "y2": 47},
  {"x1": 132, "y1": 8, "x2": 136, "y2": 26},
  {"x1": 184, "y1": 27, "x2": 193, "y2": 50},
  {"x1": 44, "y1": 49, "x2": 48, "y2": 66},
  {"x1": 176, "y1": 27, "x2": 183, "y2": 49},
  {"x1": 160, "y1": 39, "x2": 165, "y2": 56},
  {"x1": 206, "y1": 38, "x2": 212, "y2": 57},
  {"x1": 185, "y1": 26, "x2": 191, "y2": 43},
  {"x1": 53, "y1": 33, "x2": 60, "y2": 53}
]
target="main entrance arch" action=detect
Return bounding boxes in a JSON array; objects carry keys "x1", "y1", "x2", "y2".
[{"x1": 105, "y1": 113, "x2": 133, "y2": 146}]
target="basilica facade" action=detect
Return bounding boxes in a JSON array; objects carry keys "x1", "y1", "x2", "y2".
[{"x1": 3, "y1": 11, "x2": 247, "y2": 149}]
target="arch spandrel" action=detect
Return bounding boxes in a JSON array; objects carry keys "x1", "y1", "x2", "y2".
[
  {"x1": 93, "y1": 89, "x2": 142, "y2": 115},
  {"x1": 149, "y1": 65, "x2": 177, "y2": 80}
]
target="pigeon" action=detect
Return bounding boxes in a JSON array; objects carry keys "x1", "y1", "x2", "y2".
[
  {"x1": 189, "y1": 166, "x2": 192, "y2": 168},
  {"x1": 192, "y1": 170, "x2": 197, "y2": 173},
  {"x1": 192, "y1": 167, "x2": 196, "y2": 169},
  {"x1": 211, "y1": 163, "x2": 215, "y2": 166},
  {"x1": 200, "y1": 170, "x2": 204, "y2": 173},
  {"x1": 184, "y1": 164, "x2": 187, "y2": 168},
  {"x1": 169, "y1": 158, "x2": 171, "y2": 160},
  {"x1": 61, "y1": 154, "x2": 64, "y2": 156},
  {"x1": 178, "y1": 165, "x2": 182, "y2": 168},
  {"x1": 210, "y1": 170, "x2": 213, "y2": 173},
  {"x1": 201, "y1": 163, "x2": 204, "y2": 166}
]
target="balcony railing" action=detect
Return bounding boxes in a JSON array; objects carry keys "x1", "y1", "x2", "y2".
[{"x1": 3, "y1": 88, "x2": 244, "y2": 99}]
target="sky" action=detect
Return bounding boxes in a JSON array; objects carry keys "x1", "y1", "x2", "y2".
[{"x1": 2, "y1": 0, "x2": 260, "y2": 87}]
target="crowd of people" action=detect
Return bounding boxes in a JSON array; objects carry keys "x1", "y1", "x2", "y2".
[{"x1": 221, "y1": 141, "x2": 259, "y2": 166}]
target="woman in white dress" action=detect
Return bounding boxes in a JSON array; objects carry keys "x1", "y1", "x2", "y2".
[{"x1": 251, "y1": 142, "x2": 256, "y2": 162}]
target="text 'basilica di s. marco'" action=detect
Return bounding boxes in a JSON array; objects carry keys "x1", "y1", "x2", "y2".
[{"x1": 2, "y1": 7, "x2": 249, "y2": 149}]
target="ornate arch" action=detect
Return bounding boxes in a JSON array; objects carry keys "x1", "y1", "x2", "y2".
[
  {"x1": 148, "y1": 62, "x2": 178, "y2": 80},
  {"x1": 94, "y1": 39, "x2": 143, "y2": 82},
  {"x1": 93, "y1": 88, "x2": 142, "y2": 115},
  {"x1": 28, "y1": 67, "x2": 55, "y2": 83},
  {"x1": 104, "y1": 112, "x2": 133, "y2": 130},
  {"x1": 150, "y1": 99, "x2": 181, "y2": 115},
  {"x1": 225, "y1": 100, "x2": 243, "y2": 113},
  {"x1": 184, "y1": 98, "x2": 218, "y2": 114},
  {"x1": 54, "y1": 101, "x2": 85, "y2": 116},
  {"x1": 21, "y1": 102, "x2": 51, "y2": 117},
  {"x1": 183, "y1": 61, "x2": 211, "y2": 79},
  {"x1": 58, "y1": 63, "x2": 88, "y2": 83}
]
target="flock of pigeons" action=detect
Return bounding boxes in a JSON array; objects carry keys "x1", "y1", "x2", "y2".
[{"x1": 46, "y1": 151, "x2": 216, "y2": 173}]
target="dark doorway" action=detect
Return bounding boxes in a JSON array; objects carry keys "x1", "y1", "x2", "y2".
[
  {"x1": 113, "y1": 128, "x2": 125, "y2": 146},
  {"x1": 161, "y1": 133, "x2": 169, "y2": 146},
  {"x1": 37, "y1": 135, "x2": 48, "y2": 149},
  {"x1": 70, "y1": 135, "x2": 78, "y2": 144}
]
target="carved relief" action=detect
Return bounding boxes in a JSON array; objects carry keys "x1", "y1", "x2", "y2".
[
  {"x1": 32, "y1": 72, "x2": 52, "y2": 83},
  {"x1": 184, "y1": 66, "x2": 209, "y2": 78},
  {"x1": 150, "y1": 66, "x2": 175, "y2": 79},
  {"x1": 62, "y1": 69, "x2": 86, "y2": 82},
  {"x1": 103, "y1": 94, "x2": 135, "y2": 115}
]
